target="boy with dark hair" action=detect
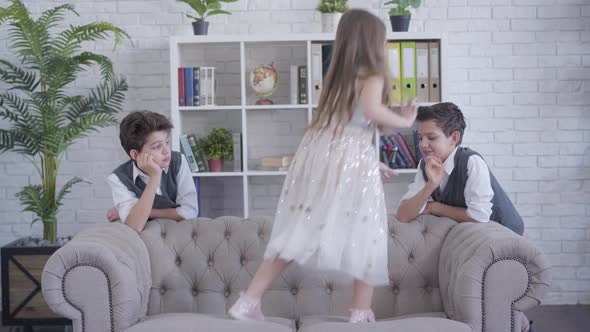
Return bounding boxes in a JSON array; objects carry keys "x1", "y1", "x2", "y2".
[
  {"x1": 106, "y1": 111, "x2": 198, "y2": 232},
  {"x1": 396, "y1": 102, "x2": 524, "y2": 235}
]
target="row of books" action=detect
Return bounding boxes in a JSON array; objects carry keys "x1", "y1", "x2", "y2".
[
  {"x1": 380, "y1": 131, "x2": 423, "y2": 169},
  {"x1": 179, "y1": 132, "x2": 243, "y2": 173},
  {"x1": 178, "y1": 67, "x2": 216, "y2": 107}
]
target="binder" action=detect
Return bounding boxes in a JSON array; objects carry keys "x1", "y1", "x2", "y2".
[
  {"x1": 386, "y1": 42, "x2": 402, "y2": 105},
  {"x1": 416, "y1": 42, "x2": 430, "y2": 103},
  {"x1": 400, "y1": 41, "x2": 417, "y2": 101},
  {"x1": 311, "y1": 43, "x2": 323, "y2": 104},
  {"x1": 429, "y1": 41, "x2": 441, "y2": 102}
]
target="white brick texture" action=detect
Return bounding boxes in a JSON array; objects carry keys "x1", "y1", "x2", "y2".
[{"x1": 0, "y1": 0, "x2": 588, "y2": 305}]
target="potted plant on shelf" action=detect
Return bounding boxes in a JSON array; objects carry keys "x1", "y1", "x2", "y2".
[
  {"x1": 316, "y1": 0, "x2": 349, "y2": 33},
  {"x1": 0, "y1": 0, "x2": 128, "y2": 327},
  {"x1": 198, "y1": 128, "x2": 233, "y2": 172},
  {"x1": 177, "y1": 0, "x2": 238, "y2": 35},
  {"x1": 385, "y1": 0, "x2": 422, "y2": 32}
]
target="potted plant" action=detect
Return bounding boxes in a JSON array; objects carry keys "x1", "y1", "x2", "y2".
[
  {"x1": 198, "y1": 128, "x2": 233, "y2": 172},
  {"x1": 0, "y1": 0, "x2": 128, "y2": 327},
  {"x1": 177, "y1": 0, "x2": 239, "y2": 35},
  {"x1": 316, "y1": 0, "x2": 349, "y2": 33},
  {"x1": 385, "y1": 0, "x2": 422, "y2": 32}
]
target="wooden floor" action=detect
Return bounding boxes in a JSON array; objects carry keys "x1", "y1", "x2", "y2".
[{"x1": 0, "y1": 305, "x2": 588, "y2": 331}]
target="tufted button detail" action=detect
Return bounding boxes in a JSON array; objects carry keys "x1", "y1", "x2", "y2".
[
  {"x1": 192, "y1": 232, "x2": 197, "y2": 239},
  {"x1": 208, "y1": 259, "x2": 214, "y2": 267},
  {"x1": 224, "y1": 231, "x2": 231, "y2": 240},
  {"x1": 326, "y1": 286, "x2": 333, "y2": 294},
  {"x1": 422, "y1": 228, "x2": 427, "y2": 235},
  {"x1": 240, "y1": 258, "x2": 246, "y2": 266},
  {"x1": 390, "y1": 232, "x2": 395, "y2": 238},
  {"x1": 160, "y1": 287, "x2": 166, "y2": 295},
  {"x1": 291, "y1": 287, "x2": 298, "y2": 295},
  {"x1": 224, "y1": 290, "x2": 230, "y2": 297},
  {"x1": 258, "y1": 232, "x2": 264, "y2": 239},
  {"x1": 175, "y1": 257, "x2": 181, "y2": 266},
  {"x1": 161, "y1": 232, "x2": 166, "y2": 238},
  {"x1": 426, "y1": 285, "x2": 433, "y2": 293},
  {"x1": 392, "y1": 287, "x2": 400, "y2": 295},
  {"x1": 192, "y1": 288, "x2": 198, "y2": 296},
  {"x1": 408, "y1": 254, "x2": 414, "y2": 263}
]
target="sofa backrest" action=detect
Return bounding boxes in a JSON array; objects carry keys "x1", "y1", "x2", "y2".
[{"x1": 140, "y1": 215, "x2": 456, "y2": 319}]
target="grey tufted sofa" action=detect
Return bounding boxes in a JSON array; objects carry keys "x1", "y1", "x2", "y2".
[{"x1": 42, "y1": 215, "x2": 550, "y2": 332}]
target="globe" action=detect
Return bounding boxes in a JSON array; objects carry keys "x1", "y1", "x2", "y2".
[{"x1": 249, "y1": 63, "x2": 278, "y2": 105}]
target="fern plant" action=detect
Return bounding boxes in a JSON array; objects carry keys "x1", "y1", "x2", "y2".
[
  {"x1": 385, "y1": 0, "x2": 422, "y2": 16},
  {"x1": 0, "y1": 0, "x2": 130, "y2": 242},
  {"x1": 177, "y1": 0, "x2": 238, "y2": 22}
]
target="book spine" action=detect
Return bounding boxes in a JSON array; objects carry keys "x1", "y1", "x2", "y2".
[
  {"x1": 396, "y1": 132, "x2": 417, "y2": 167},
  {"x1": 232, "y1": 132, "x2": 242, "y2": 171},
  {"x1": 298, "y1": 65, "x2": 307, "y2": 104},
  {"x1": 180, "y1": 134, "x2": 199, "y2": 173},
  {"x1": 193, "y1": 67, "x2": 200, "y2": 106},
  {"x1": 178, "y1": 68, "x2": 185, "y2": 106},
  {"x1": 184, "y1": 68, "x2": 193, "y2": 107},
  {"x1": 187, "y1": 135, "x2": 206, "y2": 172}
]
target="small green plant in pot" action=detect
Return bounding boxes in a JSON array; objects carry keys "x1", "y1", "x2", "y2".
[
  {"x1": 198, "y1": 128, "x2": 233, "y2": 172},
  {"x1": 385, "y1": 0, "x2": 422, "y2": 32},
  {"x1": 316, "y1": 0, "x2": 349, "y2": 33},
  {"x1": 177, "y1": 0, "x2": 238, "y2": 35}
]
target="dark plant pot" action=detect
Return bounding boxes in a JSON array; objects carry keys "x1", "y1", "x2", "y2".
[
  {"x1": 389, "y1": 15, "x2": 411, "y2": 32},
  {"x1": 208, "y1": 159, "x2": 223, "y2": 172},
  {"x1": 1, "y1": 237, "x2": 71, "y2": 328},
  {"x1": 192, "y1": 21, "x2": 209, "y2": 35}
]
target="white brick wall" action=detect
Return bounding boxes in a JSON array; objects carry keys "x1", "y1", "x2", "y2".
[{"x1": 0, "y1": 0, "x2": 588, "y2": 305}]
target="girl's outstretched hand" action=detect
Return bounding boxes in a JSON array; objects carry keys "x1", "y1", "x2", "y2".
[
  {"x1": 399, "y1": 98, "x2": 418, "y2": 127},
  {"x1": 379, "y1": 162, "x2": 398, "y2": 180}
]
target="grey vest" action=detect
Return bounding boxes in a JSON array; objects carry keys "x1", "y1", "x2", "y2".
[
  {"x1": 420, "y1": 147, "x2": 524, "y2": 235},
  {"x1": 113, "y1": 151, "x2": 182, "y2": 210}
]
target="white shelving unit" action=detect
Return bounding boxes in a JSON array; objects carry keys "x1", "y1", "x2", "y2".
[{"x1": 169, "y1": 33, "x2": 445, "y2": 218}]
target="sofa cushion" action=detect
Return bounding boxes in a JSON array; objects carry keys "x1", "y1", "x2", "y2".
[
  {"x1": 123, "y1": 313, "x2": 295, "y2": 332},
  {"x1": 298, "y1": 316, "x2": 472, "y2": 332},
  {"x1": 299, "y1": 311, "x2": 448, "y2": 328}
]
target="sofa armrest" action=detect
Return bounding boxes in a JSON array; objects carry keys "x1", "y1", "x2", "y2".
[
  {"x1": 42, "y1": 222, "x2": 151, "y2": 332},
  {"x1": 439, "y1": 222, "x2": 551, "y2": 332}
]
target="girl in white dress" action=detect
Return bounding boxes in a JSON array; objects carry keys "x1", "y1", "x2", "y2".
[{"x1": 229, "y1": 9, "x2": 417, "y2": 323}]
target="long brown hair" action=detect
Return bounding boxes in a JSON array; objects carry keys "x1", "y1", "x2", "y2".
[{"x1": 310, "y1": 9, "x2": 389, "y2": 133}]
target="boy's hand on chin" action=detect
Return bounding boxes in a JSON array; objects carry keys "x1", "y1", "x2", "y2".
[
  {"x1": 138, "y1": 152, "x2": 161, "y2": 177},
  {"x1": 425, "y1": 156, "x2": 444, "y2": 188}
]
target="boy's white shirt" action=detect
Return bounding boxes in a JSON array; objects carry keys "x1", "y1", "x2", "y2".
[
  {"x1": 400, "y1": 147, "x2": 493, "y2": 223},
  {"x1": 107, "y1": 154, "x2": 198, "y2": 223}
]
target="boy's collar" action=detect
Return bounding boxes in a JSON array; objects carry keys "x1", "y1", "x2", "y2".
[
  {"x1": 442, "y1": 147, "x2": 459, "y2": 175},
  {"x1": 132, "y1": 161, "x2": 169, "y2": 182}
]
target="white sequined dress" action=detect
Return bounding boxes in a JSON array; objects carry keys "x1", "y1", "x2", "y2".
[{"x1": 264, "y1": 105, "x2": 389, "y2": 286}]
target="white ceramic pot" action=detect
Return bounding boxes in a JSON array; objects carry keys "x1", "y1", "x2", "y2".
[{"x1": 321, "y1": 13, "x2": 342, "y2": 33}]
